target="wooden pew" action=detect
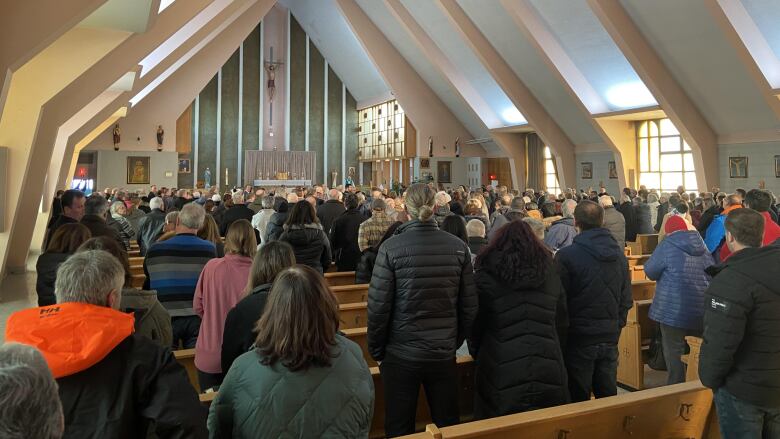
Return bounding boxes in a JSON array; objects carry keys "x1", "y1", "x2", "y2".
[
  {"x1": 325, "y1": 271, "x2": 357, "y2": 287},
  {"x1": 342, "y1": 327, "x2": 375, "y2": 367},
  {"x1": 129, "y1": 256, "x2": 144, "y2": 266},
  {"x1": 636, "y1": 234, "x2": 659, "y2": 254},
  {"x1": 402, "y1": 381, "x2": 718, "y2": 439},
  {"x1": 131, "y1": 274, "x2": 145, "y2": 289},
  {"x1": 339, "y1": 302, "x2": 367, "y2": 329},
  {"x1": 617, "y1": 298, "x2": 655, "y2": 390},
  {"x1": 626, "y1": 241, "x2": 642, "y2": 257},
  {"x1": 173, "y1": 349, "x2": 200, "y2": 393},
  {"x1": 685, "y1": 336, "x2": 703, "y2": 382},
  {"x1": 627, "y1": 255, "x2": 651, "y2": 267},
  {"x1": 331, "y1": 284, "x2": 369, "y2": 305},
  {"x1": 198, "y1": 356, "x2": 476, "y2": 439},
  {"x1": 129, "y1": 249, "x2": 141, "y2": 258},
  {"x1": 631, "y1": 280, "x2": 655, "y2": 301},
  {"x1": 631, "y1": 265, "x2": 647, "y2": 281},
  {"x1": 624, "y1": 246, "x2": 632, "y2": 256},
  {"x1": 130, "y1": 264, "x2": 144, "y2": 276}
]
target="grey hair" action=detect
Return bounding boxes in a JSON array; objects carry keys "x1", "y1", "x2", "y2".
[
  {"x1": 561, "y1": 199, "x2": 577, "y2": 218},
  {"x1": 371, "y1": 198, "x2": 386, "y2": 211},
  {"x1": 109, "y1": 200, "x2": 125, "y2": 215},
  {"x1": 55, "y1": 250, "x2": 124, "y2": 306},
  {"x1": 0, "y1": 344, "x2": 63, "y2": 439},
  {"x1": 405, "y1": 184, "x2": 436, "y2": 221},
  {"x1": 647, "y1": 193, "x2": 659, "y2": 203},
  {"x1": 598, "y1": 195, "x2": 614, "y2": 207},
  {"x1": 262, "y1": 195, "x2": 275, "y2": 209},
  {"x1": 165, "y1": 211, "x2": 179, "y2": 225},
  {"x1": 84, "y1": 195, "x2": 109, "y2": 216},
  {"x1": 434, "y1": 191, "x2": 449, "y2": 207},
  {"x1": 522, "y1": 217, "x2": 545, "y2": 241},
  {"x1": 466, "y1": 219, "x2": 486, "y2": 238},
  {"x1": 232, "y1": 192, "x2": 245, "y2": 204},
  {"x1": 149, "y1": 196, "x2": 164, "y2": 211},
  {"x1": 328, "y1": 189, "x2": 343, "y2": 201},
  {"x1": 178, "y1": 203, "x2": 206, "y2": 229}
]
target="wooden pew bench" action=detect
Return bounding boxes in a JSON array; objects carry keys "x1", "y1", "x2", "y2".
[
  {"x1": 325, "y1": 271, "x2": 357, "y2": 287},
  {"x1": 402, "y1": 381, "x2": 717, "y2": 439},
  {"x1": 130, "y1": 264, "x2": 144, "y2": 276},
  {"x1": 617, "y1": 298, "x2": 655, "y2": 390},
  {"x1": 331, "y1": 284, "x2": 369, "y2": 304},
  {"x1": 198, "y1": 356, "x2": 476, "y2": 439},
  {"x1": 129, "y1": 256, "x2": 144, "y2": 266},
  {"x1": 631, "y1": 265, "x2": 647, "y2": 281},
  {"x1": 684, "y1": 336, "x2": 703, "y2": 382},
  {"x1": 340, "y1": 302, "x2": 367, "y2": 329},
  {"x1": 636, "y1": 234, "x2": 659, "y2": 254},
  {"x1": 173, "y1": 349, "x2": 199, "y2": 393},
  {"x1": 131, "y1": 274, "x2": 145, "y2": 289},
  {"x1": 627, "y1": 255, "x2": 651, "y2": 267},
  {"x1": 129, "y1": 249, "x2": 141, "y2": 258}
]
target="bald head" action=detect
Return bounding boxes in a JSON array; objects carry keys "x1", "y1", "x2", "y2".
[{"x1": 328, "y1": 189, "x2": 342, "y2": 201}]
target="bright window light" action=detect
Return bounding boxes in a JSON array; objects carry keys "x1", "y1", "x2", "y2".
[
  {"x1": 159, "y1": 0, "x2": 175, "y2": 13},
  {"x1": 605, "y1": 81, "x2": 657, "y2": 109},
  {"x1": 501, "y1": 107, "x2": 526, "y2": 125}
]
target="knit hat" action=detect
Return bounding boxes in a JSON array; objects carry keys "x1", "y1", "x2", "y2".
[
  {"x1": 212, "y1": 194, "x2": 222, "y2": 202},
  {"x1": 665, "y1": 215, "x2": 687, "y2": 235}
]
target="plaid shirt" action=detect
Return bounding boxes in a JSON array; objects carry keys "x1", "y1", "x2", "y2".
[{"x1": 358, "y1": 211, "x2": 394, "y2": 252}]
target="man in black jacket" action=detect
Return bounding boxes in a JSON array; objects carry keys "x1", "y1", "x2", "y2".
[
  {"x1": 699, "y1": 208, "x2": 780, "y2": 437},
  {"x1": 317, "y1": 189, "x2": 346, "y2": 234},
  {"x1": 219, "y1": 192, "x2": 258, "y2": 242},
  {"x1": 46, "y1": 189, "x2": 85, "y2": 246},
  {"x1": 555, "y1": 200, "x2": 632, "y2": 402},
  {"x1": 136, "y1": 197, "x2": 166, "y2": 256},
  {"x1": 368, "y1": 183, "x2": 477, "y2": 437},
  {"x1": 329, "y1": 193, "x2": 366, "y2": 271},
  {"x1": 5, "y1": 250, "x2": 206, "y2": 439},
  {"x1": 80, "y1": 194, "x2": 123, "y2": 249}
]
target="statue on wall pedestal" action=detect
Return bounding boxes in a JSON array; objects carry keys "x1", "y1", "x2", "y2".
[
  {"x1": 156, "y1": 125, "x2": 164, "y2": 151},
  {"x1": 112, "y1": 124, "x2": 121, "y2": 151},
  {"x1": 204, "y1": 167, "x2": 212, "y2": 189},
  {"x1": 331, "y1": 169, "x2": 339, "y2": 189},
  {"x1": 345, "y1": 167, "x2": 355, "y2": 187},
  {"x1": 428, "y1": 136, "x2": 433, "y2": 158},
  {"x1": 455, "y1": 137, "x2": 460, "y2": 158}
]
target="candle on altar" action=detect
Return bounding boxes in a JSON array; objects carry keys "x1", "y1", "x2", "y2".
[{"x1": 225, "y1": 168, "x2": 229, "y2": 187}]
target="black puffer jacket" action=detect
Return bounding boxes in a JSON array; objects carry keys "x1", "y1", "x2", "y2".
[
  {"x1": 555, "y1": 228, "x2": 632, "y2": 345},
  {"x1": 279, "y1": 224, "x2": 332, "y2": 273},
  {"x1": 699, "y1": 246, "x2": 780, "y2": 407},
  {"x1": 470, "y1": 252, "x2": 569, "y2": 419},
  {"x1": 221, "y1": 283, "x2": 271, "y2": 372},
  {"x1": 35, "y1": 252, "x2": 70, "y2": 306},
  {"x1": 330, "y1": 209, "x2": 366, "y2": 271},
  {"x1": 367, "y1": 220, "x2": 478, "y2": 362},
  {"x1": 264, "y1": 211, "x2": 288, "y2": 242},
  {"x1": 355, "y1": 249, "x2": 378, "y2": 285}
]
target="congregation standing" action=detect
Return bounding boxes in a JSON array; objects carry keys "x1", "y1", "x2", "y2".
[{"x1": 4, "y1": 179, "x2": 780, "y2": 438}]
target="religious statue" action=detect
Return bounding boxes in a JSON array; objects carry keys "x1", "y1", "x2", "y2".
[
  {"x1": 156, "y1": 125, "x2": 164, "y2": 151},
  {"x1": 455, "y1": 137, "x2": 460, "y2": 158},
  {"x1": 112, "y1": 124, "x2": 121, "y2": 151},
  {"x1": 204, "y1": 167, "x2": 212, "y2": 189},
  {"x1": 345, "y1": 167, "x2": 355, "y2": 187},
  {"x1": 428, "y1": 136, "x2": 433, "y2": 158},
  {"x1": 265, "y1": 63, "x2": 277, "y2": 102}
]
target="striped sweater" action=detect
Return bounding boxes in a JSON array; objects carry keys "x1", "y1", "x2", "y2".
[{"x1": 143, "y1": 234, "x2": 216, "y2": 316}]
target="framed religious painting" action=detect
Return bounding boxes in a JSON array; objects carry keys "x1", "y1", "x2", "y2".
[
  {"x1": 775, "y1": 155, "x2": 780, "y2": 178},
  {"x1": 729, "y1": 156, "x2": 748, "y2": 178},
  {"x1": 581, "y1": 162, "x2": 593, "y2": 179},
  {"x1": 420, "y1": 158, "x2": 430, "y2": 169},
  {"x1": 127, "y1": 156, "x2": 150, "y2": 184},
  {"x1": 608, "y1": 161, "x2": 618, "y2": 179},
  {"x1": 178, "y1": 158, "x2": 191, "y2": 174},
  {"x1": 437, "y1": 161, "x2": 452, "y2": 183}
]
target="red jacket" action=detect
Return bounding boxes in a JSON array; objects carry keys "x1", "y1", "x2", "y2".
[{"x1": 721, "y1": 211, "x2": 780, "y2": 261}]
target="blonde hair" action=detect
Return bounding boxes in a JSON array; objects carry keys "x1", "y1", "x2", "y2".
[
  {"x1": 197, "y1": 214, "x2": 221, "y2": 245},
  {"x1": 405, "y1": 183, "x2": 435, "y2": 221},
  {"x1": 225, "y1": 219, "x2": 257, "y2": 258}
]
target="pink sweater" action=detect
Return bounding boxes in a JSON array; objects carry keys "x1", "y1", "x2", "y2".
[{"x1": 194, "y1": 254, "x2": 253, "y2": 373}]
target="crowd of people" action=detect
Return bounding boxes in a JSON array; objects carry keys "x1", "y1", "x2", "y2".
[{"x1": 2, "y1": 179, "x2": 779, "y2": 438}]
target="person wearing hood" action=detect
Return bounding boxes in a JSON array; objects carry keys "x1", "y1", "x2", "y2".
[
  {"x1": 5, "y1": 250, "x2": 206, "y2": 439},
  {"x1": 617, "y1": 193, "x2": 639, "y2": 242},
  {"x1": 698, "y1": 209, "x2": 780, "y2": 438},
  {"x1": 470, "y1": 220, "x2": 569, "y2": 419},
  {"x1": 434, "y1": 191, "x2": 454, "y2": 226},
  {"x1": 634, "y1": 195, "x2": 655, "y2": 235},
  {"x1": 555, "y1": 200, "x2": 632, "y2": 402},
  {"x1": 279, "y1": 200, "x2": 332, "y2": 273},
  {"x1": 645, "y1": 216, "x2": 714, "y2": 384},
  {"x1": 545, "y1": 199, "x2": 577, "y2": 252},
  {"x1": 264, "y1": 197, "x2": 289, "y2": 242}
]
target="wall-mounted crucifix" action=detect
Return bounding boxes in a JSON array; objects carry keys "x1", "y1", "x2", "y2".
[{"x1": 265, "y1": 47, "x2": 285, "y2": 133}]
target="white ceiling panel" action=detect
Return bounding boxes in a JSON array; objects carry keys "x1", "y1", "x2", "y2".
[{"x1": 621, "y1": 0, "x2": 778, "y2": 134}]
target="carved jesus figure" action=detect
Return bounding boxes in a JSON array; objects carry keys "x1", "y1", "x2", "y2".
[{"x1": 265, "y1": 63, "x2": 277, "y2": 102}]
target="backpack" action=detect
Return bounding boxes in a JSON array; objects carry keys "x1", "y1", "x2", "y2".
[{"x1": 646, "y1": 322, "x2": 667, "y2": 371}]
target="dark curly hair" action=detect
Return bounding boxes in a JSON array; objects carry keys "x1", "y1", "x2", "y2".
[{"x1": 475, "y1": 220, "x2": 552, "y2": 283}]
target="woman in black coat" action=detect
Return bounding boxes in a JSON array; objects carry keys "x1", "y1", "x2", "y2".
[
  {"x1": 469, "y1": 220, "x2": 569, "y2": 419},
  {"x1": 617, "y1": 194, "x2": 638, "y2": 242},
  {"x1": 278, "y1": 200, "x2": 332, "y2": 273},
  {"x1": 355, "y1": 221, "x2": 401, "y2": 284},
  {"x1": 35, "y1": 223, "x2": 92, "y2": 306},
  {"x1": 220, "y1": 241, "x2": 296, "y2": 372},
  {"x1": 329, "y1": 193, "x2": 366, "y2": 271}
]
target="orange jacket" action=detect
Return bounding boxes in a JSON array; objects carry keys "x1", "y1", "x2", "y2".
[{"x1": 5, "y1": 303, "x2": 134, "y2": 379}]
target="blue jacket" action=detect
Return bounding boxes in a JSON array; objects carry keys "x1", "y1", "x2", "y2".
[
  {"x1": 645, "y1": 231, "x2": 713, "y2": 330},
  {"x1": 555, "y1": 228, "x2": 632, "y2": 344},
  {"x1": 544, "y1": 217, "x2": 577, "y2": 251},
  {"x1": 704, "y1": 214, "x2": 726, "y2": 253}
]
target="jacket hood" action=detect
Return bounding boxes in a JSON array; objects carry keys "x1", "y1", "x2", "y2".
[
  {"x1": 250, "y1": 283, "x2": 272, "y2": 295},
  {"x1": 552, "y1": 217, "x2": 575, "y2": 227},
  {"x1": 665, "y1": 230, "x2": 707, "y2": 256},
  {"x1": 121, "y1": 288, "x2": 159, "y2": 309},
  {"x1": 5, "y1": 303, "x2": 134, "y2": 378},
  {"x1": 706, "y1": 246, "x2": 780, "y2": 294},
  {"x1": 283, "y1": 223, "x2": 323, "y2": 231},
  {"x1": 269, "y1": 212, "x2": 288, "y2": 225},
  {"x1": 480, "y1": 251, "x2": 547, "y2": 287},
  {"x1": 572, "y1": 228, "x2": 622, "y2": 262}
]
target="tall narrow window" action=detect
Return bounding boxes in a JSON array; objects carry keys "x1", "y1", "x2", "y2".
[
  {"x1": 637, "y1": 118, "x2": 697, "y2": 193},
  {"x1": 544, "y1": 146, "x2": 561, "y2": 195}
]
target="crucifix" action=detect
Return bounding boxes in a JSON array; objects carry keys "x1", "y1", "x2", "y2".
[{"x1": 265, "y1": 47, "x2": 284, "y2": 132}]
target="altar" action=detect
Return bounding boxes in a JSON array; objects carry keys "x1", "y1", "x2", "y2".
[
  {"x1": 253, "y1": 179, "x2": 312, "y2": 187},
  {"x1": 244, "y1": 150, "x2": 317, "y2": 186}
]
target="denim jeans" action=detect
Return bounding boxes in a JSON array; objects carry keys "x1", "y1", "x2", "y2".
[
  {"x1": 171, "y1": 315, "x2": 201, "y2": 349},
  {"x1": 564, "y1": 342, "x2": 619, "y2": 402},
  {"x1": 715, "y1": 388, "x2": 780, "y2": 439}
]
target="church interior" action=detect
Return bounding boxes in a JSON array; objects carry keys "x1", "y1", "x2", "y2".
[{"x1": 2, "y1": 1, "x2": 780, "y2": 438}]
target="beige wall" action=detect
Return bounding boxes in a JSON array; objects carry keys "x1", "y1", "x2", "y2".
[{"x1": 95, "y1": 150, "x2": 178, "y2": 191}]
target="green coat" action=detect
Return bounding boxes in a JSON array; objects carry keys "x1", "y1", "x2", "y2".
[{"x1": 208, "y1": 334, "x2": 374, "y2": 438}]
